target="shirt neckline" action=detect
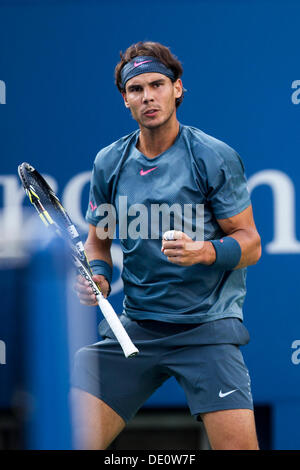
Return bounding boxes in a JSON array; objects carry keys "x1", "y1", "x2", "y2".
[{"x1": 133, "y1": 123, "x2": 184, "y2": 162}]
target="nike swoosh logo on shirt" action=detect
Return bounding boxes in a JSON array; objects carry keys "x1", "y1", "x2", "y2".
[
  {"x1": 134, "y1": 60, "x2": 152, "y2": 67},
  {"x1": 89, "y1": 201, "x2": 97, "y2": 211},
  {"x1": 140, "y1": 167, "x2": 158, "y2": 176},
  {"x1": 219, "y1": 389, "x2": 238, "y2": 398}
]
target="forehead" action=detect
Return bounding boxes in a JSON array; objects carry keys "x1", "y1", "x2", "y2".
[{"x1": 126, "y1": 72, "x2": 169, "y2": 88}]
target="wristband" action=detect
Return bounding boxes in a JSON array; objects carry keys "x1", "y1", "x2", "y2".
[
  {"x1": 89, "y1": 259, "x2": 113, "y2": 284},
  {"x1": 210, "y1": 237, "x2": 241, "y2": 270}
]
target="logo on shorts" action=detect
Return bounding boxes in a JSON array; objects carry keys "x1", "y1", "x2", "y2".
[{"x1": 218, "y1": 389, "x2": 237, "y2": 398}]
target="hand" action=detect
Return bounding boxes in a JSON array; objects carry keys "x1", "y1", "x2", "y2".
[
  {"x1": 74, "y1": 274, "x2": 110, "y2": 305},
  {"x1": 161, "y1": 230, "x2": 215, "y2": 266}
]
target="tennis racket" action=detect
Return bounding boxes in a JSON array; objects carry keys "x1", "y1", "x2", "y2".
[{"x1": 18, "y1": 162, "x2": 139, "y2": 358}]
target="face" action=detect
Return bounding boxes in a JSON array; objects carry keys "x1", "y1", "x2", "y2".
[{"x1": 122, "y1": 72, "x2": 182, "y2": 130}]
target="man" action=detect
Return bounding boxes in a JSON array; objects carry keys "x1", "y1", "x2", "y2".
[{"x1": 72, "y1": 41, "x2": 261, "y2": 450}]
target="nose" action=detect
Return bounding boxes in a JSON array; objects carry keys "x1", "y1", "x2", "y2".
[{"x1": 142, "y1": 86, "x2": 154, "y2": 103}]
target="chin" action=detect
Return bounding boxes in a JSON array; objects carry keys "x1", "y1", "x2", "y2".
[{"x1": 140, "y1": 116, "x2": 166, "y2": 130}]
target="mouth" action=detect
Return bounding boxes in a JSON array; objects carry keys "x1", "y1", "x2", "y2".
[{"x1": 143, "y1": 108, "x2": 159, "y2": 117}]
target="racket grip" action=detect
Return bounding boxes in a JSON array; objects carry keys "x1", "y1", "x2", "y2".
[{"x1": 96, "y1": 294, "x2": 139, "y2": 358}]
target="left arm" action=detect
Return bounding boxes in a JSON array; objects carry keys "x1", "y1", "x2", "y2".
[
  {"x1": 161, "y1": 205, "x2": 261, "y2": 268},
  {"x1": 214, "y1": 204, "x2": 261, "y2": 269}
]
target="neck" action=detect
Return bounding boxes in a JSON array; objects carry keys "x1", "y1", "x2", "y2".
[{"x1": 137, "y1": 114, "x2": 180, "y2": 159}]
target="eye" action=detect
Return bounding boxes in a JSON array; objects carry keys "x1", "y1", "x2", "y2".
[{"x1": 129, "y1": 86, "x2": 142, "y2": 92}]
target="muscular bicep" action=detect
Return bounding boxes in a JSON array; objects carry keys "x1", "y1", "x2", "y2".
[
  {"x1": 216, "y1": 205, "x2": 262, "y2": 268},
  {"x1": 216, "y1": 205, "x2": 257, "y2": 235}
]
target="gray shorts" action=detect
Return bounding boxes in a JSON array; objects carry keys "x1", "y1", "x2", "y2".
[{"x1": 71, "y1": 315, "x2": 253, "y2": 423}]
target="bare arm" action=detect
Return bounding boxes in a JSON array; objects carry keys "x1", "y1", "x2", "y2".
[
  {"x1": 216, "y1": 205, "x2": 261, "y2": 269},
  {"x1": 75, "y1": 225, "x2": 113, "y2": 304},
  {"x1": 84, "y1": 224, "x2": 113, "y2": 267},
  {"x1": 162, "y1": 205, "x2": 261, "y2": 269}
]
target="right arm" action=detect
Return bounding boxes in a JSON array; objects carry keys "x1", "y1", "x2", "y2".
[
  {"x1": 75, "y1": 224, "x2": 113, "y2": 305},
  {"x1": 85, "y1": 224, "x2": 113, "y2": 267}
]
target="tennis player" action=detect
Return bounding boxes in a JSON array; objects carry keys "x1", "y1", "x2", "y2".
[{"x1": 72, "y1": 41, "x2": 261, "y2": 450}]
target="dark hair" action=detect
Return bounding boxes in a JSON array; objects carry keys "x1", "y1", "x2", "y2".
[{"x1": 115, "y1": 41, "x2": 184, "y2": 108}]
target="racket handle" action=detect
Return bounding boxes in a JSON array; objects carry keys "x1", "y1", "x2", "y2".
[{"x1": 96, "y1": 294, "x2": 139, "y2": 358}]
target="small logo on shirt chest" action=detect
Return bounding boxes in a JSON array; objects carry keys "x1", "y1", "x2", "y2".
[{"x1": 139, "y1": 167, "x2": 158, "y2": 176}]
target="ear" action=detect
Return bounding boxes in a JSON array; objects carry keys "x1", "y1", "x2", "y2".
[
  {"x1": 122, "y1": 92, "x2": 130, "y2": 108},
  {"x1": 173, "y1": 79, "x2": 183, "y2": 99}
]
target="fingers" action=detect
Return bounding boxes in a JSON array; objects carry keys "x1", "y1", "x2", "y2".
[
  {"x1": 161, "y1": 240, "x2": 184, "y2": 252},
  {"x1": 162, "y1": 241, "x2": 204, "y2": 254},
  {"x1": 166, "y1": 256, "x2": 182, "y2": 264},
  {"x1": 92, "y1": 275, "x2": 110, "y2": 298},
  {"x1": 74, "y1": 274, "x2": 109, "y2": 305},
  {"x1": 161, "y1": 233, "x2": 202, "y2": 267},
  {"x1": 80, "y1": 297, "x2": 98, "y2": 306},
  {"x1": 75, "y1": 276, "x2": 97, "y2": 305},
  {"x1": 161, "y1": 232, "x2": 190, "y2": 250},
  {"x1": 75, "y1": 277, "x2": 93, "y2": 294},
  {"x1": 74, "y1": 274, "x2": 110, "y2": 305},
  {"x1": 163, "y1": 230, "x2": 183, "y2": 241},
  {"x1": 162, "y1": 230, "x2": 193, "y2": 241},
  {"x1": 160, "y1": 243, "x2": 183, "y2": 263},
  {"x1": 162, "y1": 248, "x2": 182, "y2": 257}
]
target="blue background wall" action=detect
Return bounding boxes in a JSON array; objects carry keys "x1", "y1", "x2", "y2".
[{"x1": 1, "y1": 0, "x2": 300, "y2": 449}]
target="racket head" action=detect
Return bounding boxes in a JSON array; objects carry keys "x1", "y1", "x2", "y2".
[
  {"x1": 18, "y1": 161, "x2": 93, "y2": 271},
  {"x1": 18, "y1": 162, "x2": 72, "y2": 233}
]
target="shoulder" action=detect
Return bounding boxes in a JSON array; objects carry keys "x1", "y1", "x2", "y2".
[
  {"x1": 93, "y1": 130, "x2": 138, "y2": 172},
  {"x1": 181, "y1": 125, "x2": 245, "y2": 172}
]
